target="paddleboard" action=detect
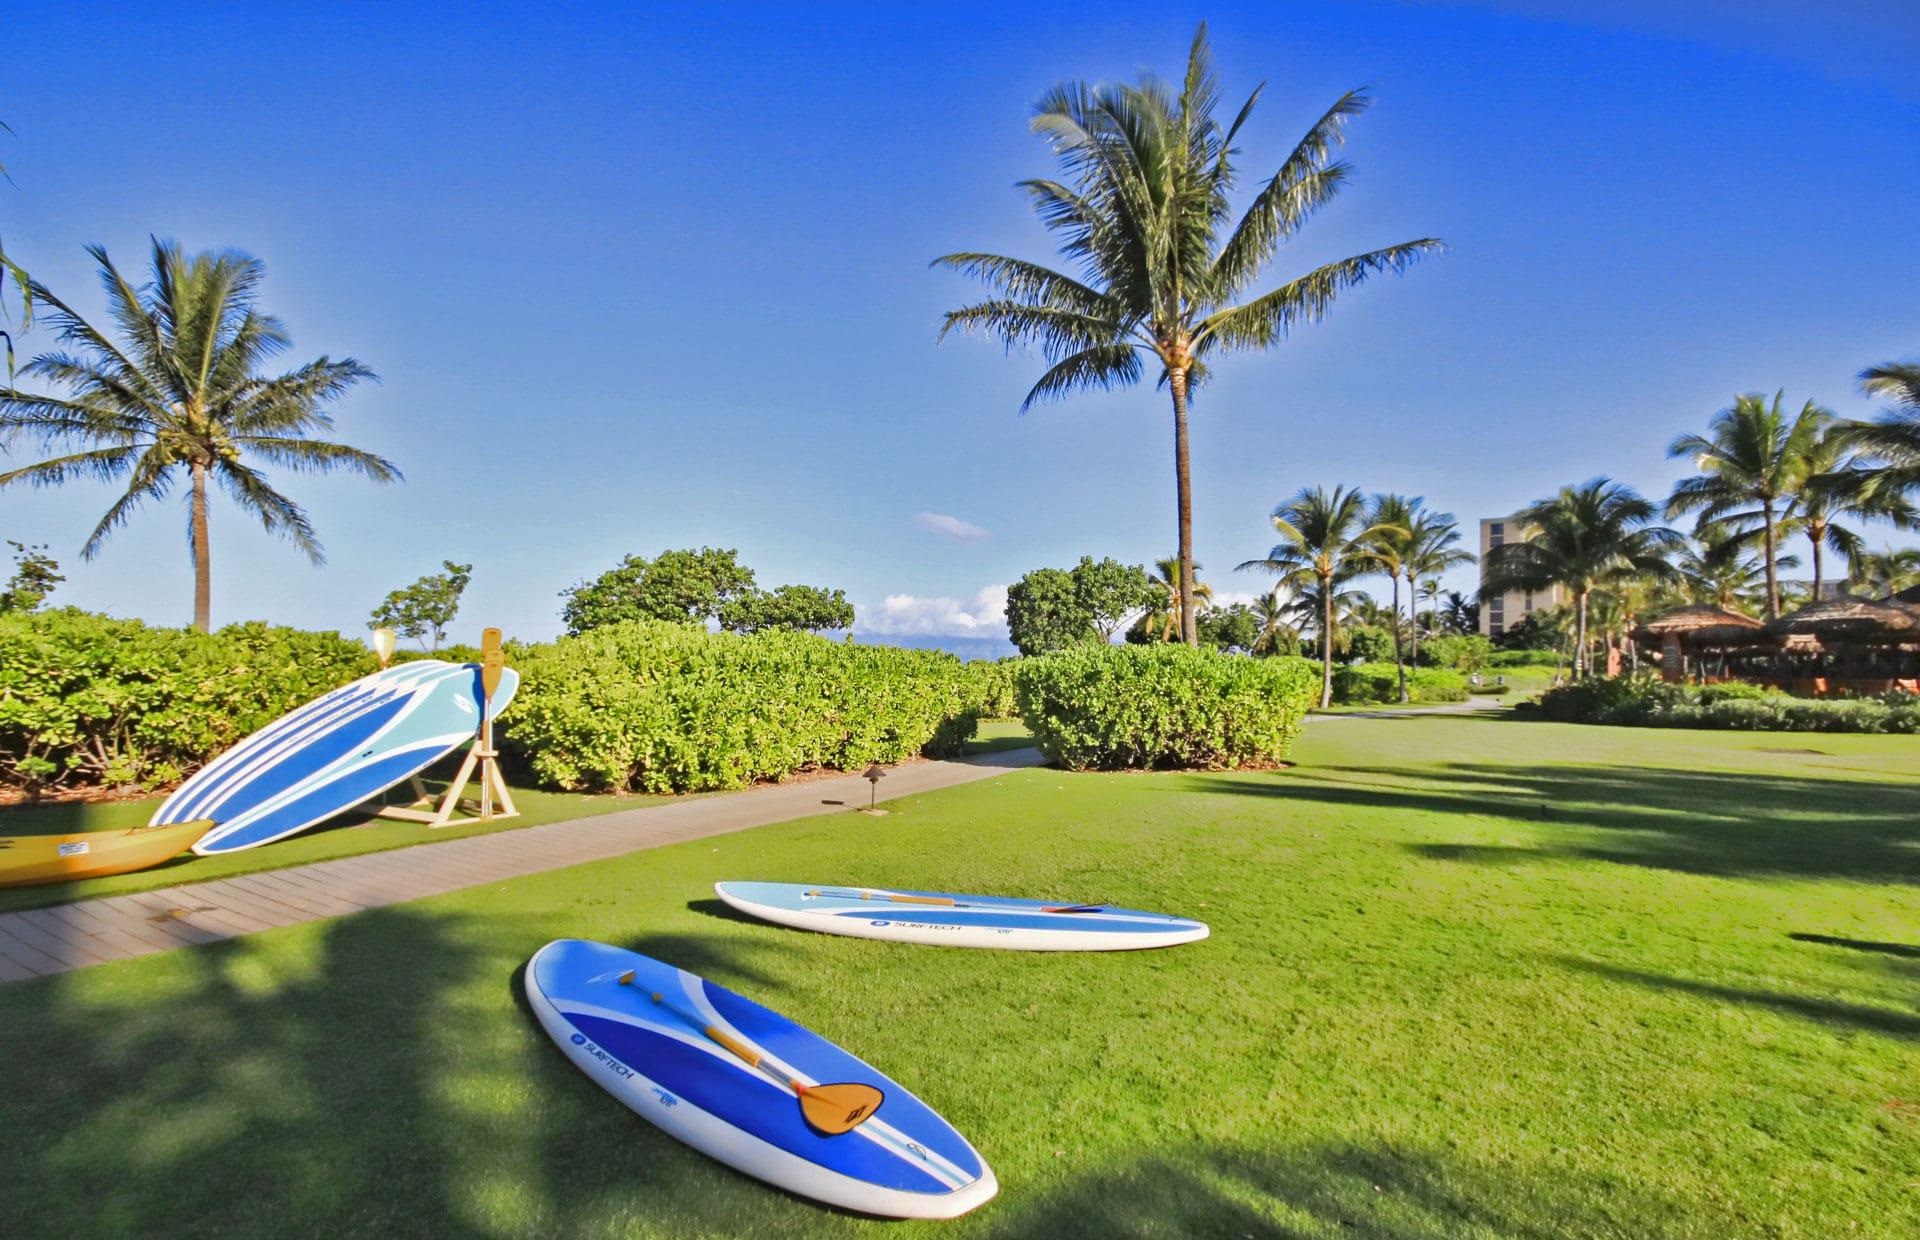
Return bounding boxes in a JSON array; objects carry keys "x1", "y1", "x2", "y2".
[
  {"x1": 525, "y1": 938, "x2": 996, "y2": 1219},
  {"x1": 715, "y1": 881, "x2": 1210, "y2": 951},
  {"x1": 0, "y1": 820, "x2": 212, "y2": 888},
  {"x1": 151, "y1": 660, "x2": 519, "y2": 855}
]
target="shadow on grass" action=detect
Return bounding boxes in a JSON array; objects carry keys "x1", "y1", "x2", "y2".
[
  {"x1": 1184, "y1": 760, "x2": 1920, "y2": 884},
  {"x1": 1789, "y1": 932, "x2": 1920, "y2": 960},
  {"x1": 1559, "y1": 957, "x2": 1920, "y2": 1041}
]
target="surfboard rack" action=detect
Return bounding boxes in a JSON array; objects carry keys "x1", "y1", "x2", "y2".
[{"x1": 376, "y1": 626, "x2": 520, "y2": 829}]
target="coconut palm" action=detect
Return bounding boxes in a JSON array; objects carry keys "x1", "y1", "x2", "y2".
[
  {"x1": 0, "y1": 240, "x2": 397, "y2": 631},
  {"x1": 1789, "y1": 427, "x2": 1916, "y2": 598},
  {"x1": 1850, "y1": 545, "x2": 1920, "y2": 595},
  {"x1": 1666, "y1": 392, "x2": 1828, "y2": 618},
  {"x1": 1438, "y1": 589, "x2": 1478, "y2": 635},
  {"x1": 1670, "y1": 535, "x2": 1782, "y2": 613},
  {"x1": 1238, "y1": 484, "x2": 1391, "y2": 707},
  {"x1": 1841, "y1": 361, "x2": 1920, "y2": 506},
  {"x1": 936, "y1": 24, "x2": 1441, "y2": 644},
  {"x1": 1141, "y1": 555, "x2": 1214, "y2": 641},
  {"x1": 1485, "y1": 479, "x2": 1681, "y2": 679},
  {"x1": 1362, "y1": 493, "x2": 1418, "y2": 701},
  {"x1": 1250, "y1": 587, "x2": 1297, "y2": 655},
  {"x1": 1402, "y1": 507, "x2": 1472, "y2": 668}
]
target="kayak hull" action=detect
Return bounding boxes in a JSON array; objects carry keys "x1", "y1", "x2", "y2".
[{"x1": 0, "y1": 820, "x2": 212, "y2": 888}]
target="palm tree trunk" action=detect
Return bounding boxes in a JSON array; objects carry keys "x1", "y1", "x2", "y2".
[
  {"x1": 1169, "y1": 369, "x2": 1197, "y2": 646},
  {"x1": 1808, "y1": 524, "x2": 1823, "y2": 600},
  {"x1": 1404, "y1": 570, "x2": 1421, "y2": 670},
  {"x1": 1574, "y1": 589, "x2": 1589, "y2": 679},
  {"x1": 1320, "y1": 575, "x2": 1335, "y2": 708},
  {"x1": 190, "y1": 459, "x2": 212, "y2": 634},
  {"x1": 1761, "y1": 498, "x2": 1780, "y2": 618},
  {"x1": 1390, "y1": 574, "x2": 1408, "y2": 703}
]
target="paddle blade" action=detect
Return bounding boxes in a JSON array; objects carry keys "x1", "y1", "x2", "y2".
[
  {"x1": 480, "y1": 627, "x2": 505, "y2": 701},
  {"x1": 1041, "y1": 905, "x2": 1105, "y2": 914},
  {"x1": 797, "y1": 1081, "x2": 885, "y2": 1134}
]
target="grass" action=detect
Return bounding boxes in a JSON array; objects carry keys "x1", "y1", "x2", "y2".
[
  {"x1": 963, "y1": 718, "x2": 1035, "y2": 755},
  {"x1": 2, "y1": 715, "x2": 1916, "y2": 1236}
]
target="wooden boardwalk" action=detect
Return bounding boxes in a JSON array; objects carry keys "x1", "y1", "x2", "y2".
[{"x1": 0, "y1": 749, "x2": 1046, "y2": 984}]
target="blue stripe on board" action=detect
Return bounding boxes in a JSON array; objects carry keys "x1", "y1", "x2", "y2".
[
  {"x1": 193, "y1": 741, "x2": 455, "y2": 853},
  {"x1": 187, "y1": 695, "x2": 412, "y2": 826},
  {"x1": 824, "y1": 909, "x2": 1187, "y2": 934},
  {"x1": 567, "y1": 1013, "x2": 953, "y2": 1195},
  {"x1": 697, "y1": 979, "x2": 982, "y2": 1179},
  {"x1": 159, "y1": 684, "x2": 398, "y2": 822}
]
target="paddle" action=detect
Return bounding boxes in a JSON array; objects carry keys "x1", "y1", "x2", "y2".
[
  {"x1": 803, "y1": 888, "x2": 1105, "y2": 915},
  {"x1": 617, "y1": 970, "x2": 884, "y2": 1135}
]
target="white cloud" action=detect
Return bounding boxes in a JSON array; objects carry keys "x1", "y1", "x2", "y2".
[
  {"x1": 913, "y1": 512, "x2": 992, "y2": 543},
  {"x1": 1207, "y1": 589, "x2": 1265, "y2": 610},
  {"x1": 857, "y1": 585, "x2": 1008, "y2": 637}
]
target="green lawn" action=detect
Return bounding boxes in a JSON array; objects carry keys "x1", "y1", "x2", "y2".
[
  {"x1": 963, "y1": 717, "x2": 1035, "y2": 754},
  {"x1": 2, "y1": 715, "x2": 1915, "y2": 1236}
]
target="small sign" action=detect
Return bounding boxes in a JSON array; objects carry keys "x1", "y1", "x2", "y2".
[{"x1": 57, "y1": 841, "x2": 90, "y2": 857}]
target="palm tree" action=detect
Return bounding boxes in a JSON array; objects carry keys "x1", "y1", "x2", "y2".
[
  {"x1": 1850, "y1": 545, "x2": 1920, "y2": 595},
  {"x1": 1142, "y1": 555, "x2": 1214, "y2": 641},
  {"x1": 1250, "y1": 587, "x2": 1297, "y2": 655},
  {"x1": 936, "y1": 25, "x2": 1441, "y2": 644},
  {"x1": 1402, "y1": 507, "x2": 1472, "y2": 669},
  {"x1": 1791, "y1": 426, "x2": 1915, "y2": 598},
  {"x1": 1438, "y1": 590, "x2": 1478, "y2": 635},
  {"x1": 1841, "y1": 361, "x2": 1920, "y2": 507},
  {"x1": 1484, "y1": 479, "x2": 1681, "y2": 679},
  {"x1": 1666, "y1": 391, "x2": 1828, "y2": 618},
  {"x1": 1238, "y1": 484, "x2": 1390, "y2": 707},
  {"x1": 0, "y1": 240, "x2": 397, "y2": 631},
  {"x1": 1363, "y1": 493, "x2": 1417, "y2": 701},
  {"x1": 1672, "y1": 534, "x2": 1784, "y2": 613},
  {"x1": 1, "y1": 118, "x2": 32, "y2": 375}
]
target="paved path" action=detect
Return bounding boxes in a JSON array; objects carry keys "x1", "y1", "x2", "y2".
[{"x1": 0, "y1": 749, "x2": 1048, "y2": 984}]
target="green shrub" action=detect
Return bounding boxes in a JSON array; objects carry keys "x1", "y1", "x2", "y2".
[
  {"x1": 1488, "y1": 649, "x2": 1562, "y2": 669},
  {"x1": 497, "y1": 621, "x2": 978, "y2": 793},
  {"x1": 1526, "y1": 676, "x2": 1920, "y2": 733},
  {"x1": 1330, "y1": 663, "x2": 1470, "y2": 705},
  {"x1": 0, "y1": 609, "x2": 375, "y2": 794},
  {"x1": 961, "y1": 658, "x2": 1020, "y2": 720},
  {"x1": 1418, "y1": 634, "x2": 1493, "y2": 672},
  {"x1": 1013, "y1": 646, "x2": 1318, "y2": 770}
]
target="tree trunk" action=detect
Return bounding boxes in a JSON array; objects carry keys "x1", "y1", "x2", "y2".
[
  {"x1": 1390, "y1": 573, "x2": 1408, "y2": 703},
  {"x1": 1169, "y1": 369, "x2": 1197, "y2": 645},
  {"x1": 1320, "y1": 573, "x2": 1334, "y2": 708},
  {"x1": 1404, "y1": 569, "x2": 1421, "y2": 670},
  {"x1": 1808, "y1": 523, "x2": 1823, "y2": 600},
  {"x1": 1574, "y1": 589, "x2": 1590, "y2": 679},
  {"x1": 1761, "y1": 498, "x2": 1780, "y2": 618},
  {"x1": 190, "y1": 459, "x2": 212, "y2": 634}
]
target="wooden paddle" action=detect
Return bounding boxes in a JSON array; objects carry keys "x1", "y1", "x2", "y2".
[
  {"x1": 803, "y1": 888, "x2": 1105, "y2": 915},
  {"x1": 617, "y1": 970, "x2": 884, "y2": 1135}
]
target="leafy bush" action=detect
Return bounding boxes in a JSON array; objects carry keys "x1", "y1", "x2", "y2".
[
  {"x1": 1418, "y1": 634, "x2": 1493, "y2": 672},
  {"x1": 498, "y1": 621, "x2": 978, "y2": 793},
  {"x1": 0, "y1": 609, "x2": 375, "y2": 794},
  {"x1": 1345, "y1": 626, "x2": 1397, "y2": 665},
  {"x1": 1526, "y1": 676, "x2": 1920, "y2": 733},
  {"x1": 961, "y1": 659, "x2": 1019, "y2": 720},
  {"x1": 1013, "y1": 645, "x2": 1318, "y2": 770},
  {"x1": 1488, "y1": 649, "x2": 1561, "y2": 669},
  {"x1": 1330, "y1": 663, "x2": 1470, "y2": 705}
]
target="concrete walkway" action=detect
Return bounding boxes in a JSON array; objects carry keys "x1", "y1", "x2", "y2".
[{"x1": 0, "y1": 748, "x2": 1048, "y2": 984}]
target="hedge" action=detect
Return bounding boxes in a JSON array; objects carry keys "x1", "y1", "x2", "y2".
[
  {"x1": 1525, "y1": 676, "x2": 1920, "y2": 733},
  {"x1": 961, "y1": 658, "x2": 1019, "y2": 720},
  {"x1": 0, "y1": 609, "x2": 376, "y2": 794},
  {"x1": 498, "y1": 621, "x2": 979, "y2": 793},
  {"x1": 1014, "y1": 645, "x2": 1318, "y2": 770},
  {"x1": 1331, "y1": 663, "x2": 1470, "y2": 705}
]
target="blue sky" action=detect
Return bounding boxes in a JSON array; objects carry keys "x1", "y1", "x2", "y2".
[{"x1": 3, "y1": 1, "x2": 1916, "y2": 649}]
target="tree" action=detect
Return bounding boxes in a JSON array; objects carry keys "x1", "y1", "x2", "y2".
[
  {"x1": 369, "y1": 560, "x2": 472, "y2": 651},
  {"x1": 936, "y1": 24, "x2": 1441, "y2": 645},
  {"x1": 1787, "y1": 426, "x2": 1913, "y2": 598},
  {"x1": 1362, "y1": 494, "x2": 1416, "y2": 700},
  {"x1": 1250, "y1": 588, "x2": 1299, "y2": 656},
  {"x1": 1238, "y1": 484, "x2": 1390, "y2": 707},
  {"x1": 1073, "y1": 555, "x2": 1159, "y2": 641},
  {"x1": 1666, "y1": 392, "x2": 1827, "y2": 618},
  {"x1": 1438, "y1": 590, "x2": 1478, "y2": 635},
  {"x1": 1485, "y1": 479, "x2": 1681, "y2": 678},
  {"x1": 1671, "y1": 532, "x2": 1783, "y2": 613},
  {"x1": 1850, "y1": 545, "x2": 1920, "y2": 595},
  {"x1": 1140, "y1": 556, "x2": 1214, "y2": 642},
  {"x1": 719, "y1": 583, "x2": 855, "y2": 634},
  {"x1": 1839, "y1": 360, "x2": 1920, "y2": 512},
  {"x1": 1, "y1": 119, "x2": 33, "y2": 376},
  {"x1": 560, "y1": 547, "x2": 758, "y2": 634},
  {"x1": 1006, "y1": 566, "x2": 1090, "y2": 655},
  {"x1": 1404, "y1": 510, "x2": 1472, "y2": 664},
  {"x1": 0, "y1": 540, "x2": 61, "y2": 612},
  {"x1": 1196, "y1": 601, "x2": 1260, "y2": 652},
  {"x1": 0, "y1": 240, "x2": 395, "y2": 631}
]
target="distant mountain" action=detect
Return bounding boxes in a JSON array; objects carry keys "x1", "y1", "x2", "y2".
[{"x1": 851, "y1": 632, "x2": 1017, "y2": 661}]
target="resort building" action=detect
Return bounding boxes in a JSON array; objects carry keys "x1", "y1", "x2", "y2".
[{"x1": 1477, "y1": 516, "x2": 1564, "y2": 638}]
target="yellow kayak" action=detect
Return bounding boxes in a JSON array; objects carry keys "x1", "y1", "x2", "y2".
[{"x1": 0, "y1": 820, "x2": 213, "y2": 888}]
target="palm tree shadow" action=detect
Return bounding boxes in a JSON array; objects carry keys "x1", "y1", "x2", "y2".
[{"x1": 1557, "y1": 956, "x2": 1920, "y2": 1040}]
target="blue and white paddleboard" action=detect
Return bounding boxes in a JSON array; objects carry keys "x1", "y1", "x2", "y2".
[
  {"x1": 715, "y1": 881, "x2": 1210, "y2": 952},
  {"x1": 525, "y1": 939, "x2": 996, "y2": 1219},
  {"x1": 152, "y1": 659, "x2": 519, "y2": 856}
]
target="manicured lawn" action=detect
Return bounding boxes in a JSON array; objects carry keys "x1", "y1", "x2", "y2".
[
  {"x1": 963, "y1": 718, "x2": 1035, "y2": 754},
  {"x1": 1, "y1": 715, "x2": 1915, "y2": 1236},
  {"x1": 0, "y1": 780, "x2": 655, "y2": 914}
]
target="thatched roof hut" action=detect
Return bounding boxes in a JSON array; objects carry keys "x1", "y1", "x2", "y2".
[
  {"x1": 1630, "y1": 604, "x2": 1764, "y2": 647},
  {"x1": 1896, "y1": 583, "x2": 1920, "y2": 606},
  {"x1": 1767, "y1": 595, "x2": 1920, "y2": 639}
]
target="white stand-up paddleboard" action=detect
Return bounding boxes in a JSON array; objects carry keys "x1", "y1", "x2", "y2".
[
  {"x1": 525, "y1": 939, "x2": 996, "y2": 1219},
  {"x1": 715, "y1": 881, "x2": 1210, "y2": 951},
  {"x1": 153, "y1": 659, "x2": 519, "y2": 855}
]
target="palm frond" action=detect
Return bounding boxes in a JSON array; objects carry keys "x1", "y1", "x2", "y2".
[{"x1": 1195, "y1": 240, "x2": 1444, "y2": 352}]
